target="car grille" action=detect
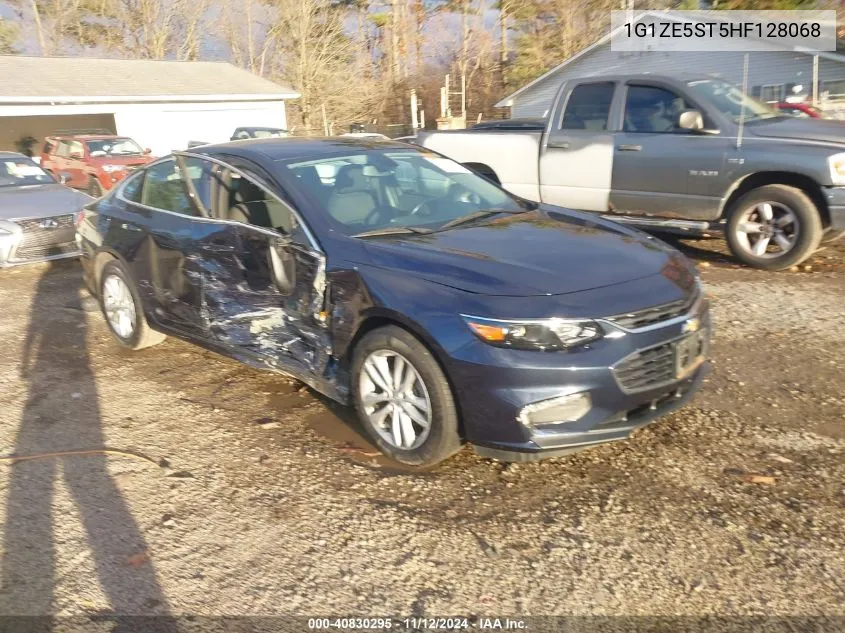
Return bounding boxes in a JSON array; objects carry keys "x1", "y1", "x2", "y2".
[
  {"x1": 607, "y1": 285, "x2": 700, "y2": 330},
  {"x1": 12, "y1": 214, "x2": 78, "y2": 263},
  {"x1": 613, "y1": 341, "x2": 677, "y2": 393}
]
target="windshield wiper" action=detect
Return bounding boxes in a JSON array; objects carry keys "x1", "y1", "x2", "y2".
[
  {"x1": 436, "y1": 208, "x2": 529, "y2": 232},
  {"x1": 353, "y1": 226, "x2": 434, "y2": 238}
]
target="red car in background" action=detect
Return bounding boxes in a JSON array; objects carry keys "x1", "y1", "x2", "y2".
[
  {"x1": 41, "y1": 131, "x2": 155, "y2": 197},
  {"x1": 775, "y1": 102, "x2": 838, "y2": 120}
]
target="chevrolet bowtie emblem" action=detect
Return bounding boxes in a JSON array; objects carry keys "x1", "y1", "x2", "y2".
[
  {"x1": 38, "y1": 218, "x2": 59, "y2": 229},
  {"x1": 682, "y1": 317, "x2": 701, "y2": 334}
]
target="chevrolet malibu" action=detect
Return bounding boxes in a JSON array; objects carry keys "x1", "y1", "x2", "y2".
[{"x1": 76, "y1": 138, "x2": 711, "y2": 467}]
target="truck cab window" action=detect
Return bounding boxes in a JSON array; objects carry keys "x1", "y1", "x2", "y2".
[
  {"x1": 561, "y1": 82, "x2": 615, "y2": 131},
  {"x1": 624, "y1": 85, "x2": 691, "y2": 133}
]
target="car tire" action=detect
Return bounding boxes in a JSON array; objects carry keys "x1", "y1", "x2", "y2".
[
  {"x1": 821, "y1": 228, "x2": 845, "y2": 244},
  {"x1": 98, "y1": 260, "x2": 166, "y2": 350},
  {"x1": 725, "y1": 184, "x2": 823, "y2": 271},
  {"x1": 351, "y1": 325, "x2": 462, "y2": 468},
  {"x1": 88, "y1": 177, "x2": 103, "y2": 198}
]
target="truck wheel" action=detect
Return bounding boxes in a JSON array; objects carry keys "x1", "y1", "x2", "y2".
[
  {"x1": 99, "y1": 260, "x2": 166, "y2": 350},
  {"x1": 351, "y1": 325, "x2": 462, "y2": 468},
  {"x1": 88, "y1": 177, "x2": 103, "y2": 198},
  {"x1": 725, "y1": 185, "x2": 822, "y2": 271},
  {"x1": 821, "y1": 228, "x2": 845, "y2": 244}
]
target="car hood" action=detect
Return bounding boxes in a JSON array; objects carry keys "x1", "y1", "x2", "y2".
[
  {"x1": 0, "y1": 183, "x2": 91, "y2": 220},
  {"x1": 362, "y1": 209, "x2": 695, "y2": 297},
  {"x1": 748, "y1": 117, "x2": 845, "y2": 144}
]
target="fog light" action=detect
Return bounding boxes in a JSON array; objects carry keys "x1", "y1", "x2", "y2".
[{"x1": 518, "y1": 392, "x2": 592, "y2": 427}]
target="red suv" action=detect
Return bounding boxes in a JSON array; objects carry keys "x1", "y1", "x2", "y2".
[{"x1": 41, "y1": 131, "x2": 156, "y2": 197}]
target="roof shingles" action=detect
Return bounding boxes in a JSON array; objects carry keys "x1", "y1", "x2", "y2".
[{"x1": 0, "y1": 56, "x2": 299, "y2": 101}]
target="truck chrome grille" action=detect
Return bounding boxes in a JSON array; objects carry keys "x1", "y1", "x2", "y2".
[
  {"x1": 11, "y1": 214, "x2": 78, "y2": 263},
  {"x1": 613, "y1": 341, "x2": 677, "y2": 392},
  {"x1": 607, "y1": 285, "x2": 700, "y2": 330}
]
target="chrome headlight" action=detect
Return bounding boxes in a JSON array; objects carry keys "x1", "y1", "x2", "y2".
[
  {"x1": 101, "y1": 164, "x2": 123, "y2": 173},
  {"x1": 828, "y1": 153, "x2": 845, "y2": 185},
  {"x1": 461, "y1": 315, "x2": 603, "y2": 351}
]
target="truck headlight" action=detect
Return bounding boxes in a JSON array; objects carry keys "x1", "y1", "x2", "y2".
[
  {"x1": 461, "y1": 315, "x2": 603, "y2": 351},
  {"x1": 101, "y1": 164, "x2": 123, "y2": 173},
  {"x1": 828, "y1": 153, "x2": 845, "y2": 185}
]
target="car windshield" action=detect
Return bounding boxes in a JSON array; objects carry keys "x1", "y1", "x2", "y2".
[
  {"x1": 281, "y1": 148, "x2": 531, "y2": 236},
  {"x1": 86, "y1": 138, "x2": 144, "y2": 157},
  {"x1": 0, "y1": 158, "x2": 55, "y2": 188},
  {"x1": 687, "y1": 79, "x2": 780, "y2": 123}
]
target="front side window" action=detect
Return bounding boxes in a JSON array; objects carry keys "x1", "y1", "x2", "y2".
[
  {"x1": 140, "y1": 159, "x2": 197, "y2": 216},
  {"x1": 687, "y1": 79, "x2": 778, "y2": 123},
  {"x1": 87, "y1": 138, "x2": 144, "y2": 157},
  {"x1": 0, "y1": 158, "x2": 55, "y2": 188},
  {"x1": 561, "y1": 82, "x2": 615, "y2": 131},
  {"x1": 624, "y1": 85, "x2": 692, "y2": 133},
  {"x1": 282, "y1": 148, "x2": 530, "y2": 235},
  {"x1": 55, "y1": 141, "x2": 70, "y2": 158},
  {"x1": 120, "y1": 171, "x2": 144, "y2": 202}
]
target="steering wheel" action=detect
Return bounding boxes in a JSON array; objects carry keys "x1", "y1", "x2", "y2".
[{"x1": 410, "y1": 199, "x2": 437, "y2": 216}]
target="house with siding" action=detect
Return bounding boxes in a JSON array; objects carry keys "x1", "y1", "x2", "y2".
[{"x1": 496, "y1": 11, "x2": 845, "y2": 118}]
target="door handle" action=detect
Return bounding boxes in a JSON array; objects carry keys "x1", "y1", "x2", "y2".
[
  {"x1": 119, "y1": 222, "x2": 143, "y2": 232},
  {"x1": 617, "y1": 144, "x2": 642, "y2": 152},
  {"x1": 547, "y1": 141, "x2": 570, "y2": 149}
]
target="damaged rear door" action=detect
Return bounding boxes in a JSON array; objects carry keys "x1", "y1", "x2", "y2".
[{"x1": 173, "y1": 154, "x2": 332, "y2": 386}]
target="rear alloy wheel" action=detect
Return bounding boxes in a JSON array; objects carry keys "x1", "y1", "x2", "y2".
[
  {"x1": 88, "y1": 177, "x2": 103, "y2": 198},
  {"x1": 98, "y1": 260, "x2": 165, "y2": 350},
  {"x1": 352, "y1": 325, "x2": 461, "y2": 467},
  {"x1": 726, "y1": 185, "x2": 822, "y2": 270}
]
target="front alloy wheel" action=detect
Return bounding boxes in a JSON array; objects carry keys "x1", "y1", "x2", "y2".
[
  {"x1": 359, "y1": 350, "x2": 432, "y2": 450},
  {"x1": 352, "y1": 325, "x2": 461, "y2": 467},
  {"x1": 733, "y1": 202, "x2": 798, "y2": 259},
  {"x1": 726, "y1": 184, "x2": 822, "y2": 270}
]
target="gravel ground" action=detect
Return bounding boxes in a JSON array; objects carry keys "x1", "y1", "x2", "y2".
[{"x1": 0, "y1": 239, "x2": 843, "y2": 622}]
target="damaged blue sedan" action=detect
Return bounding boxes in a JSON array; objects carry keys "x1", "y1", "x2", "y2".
[{"x1": 77, "y1": 138, "x2": 710, "y2": 467}]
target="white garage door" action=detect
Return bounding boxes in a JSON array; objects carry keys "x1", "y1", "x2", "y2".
[{"x1": 113, "y1": 102, "x2": 288, "y2": 157}]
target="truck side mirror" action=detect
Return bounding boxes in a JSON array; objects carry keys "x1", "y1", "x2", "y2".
[
  {"x1": 678, "y1": 109, "x2": 705, "y2": 131},
  {"x1": 59, "y1": 173, "x2": 70, "y2": 185}
]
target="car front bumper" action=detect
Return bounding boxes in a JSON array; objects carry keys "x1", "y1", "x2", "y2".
[
  {"x1": 824, "y1": 187, "x2": 845, "y2": 230},
  {"x1": 0, "y1": 215, "x2": 80, "y2": 267},
  {"x1": 444, "y1": 299, "x2": 712, "y2": 462}
]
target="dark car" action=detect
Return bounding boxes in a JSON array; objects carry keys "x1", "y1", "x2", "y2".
[
  {"x1": 0, "y1": 152, "x2": 90, "y2": 266},
  {"x1": 77, "y1": 138, "x2": 710, "y2": 467}
]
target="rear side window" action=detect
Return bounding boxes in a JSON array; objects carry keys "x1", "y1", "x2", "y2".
[
  {"x1": 140, "y1": 159, "x2": 198, "y2": 216},
  {"x1": 561, "y1": 82, "x2": 615, "y2": 131}
]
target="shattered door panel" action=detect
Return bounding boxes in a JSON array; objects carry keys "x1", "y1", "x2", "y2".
[{"x1": 192, "y1": 223, "x2": 331, "y2": 382}]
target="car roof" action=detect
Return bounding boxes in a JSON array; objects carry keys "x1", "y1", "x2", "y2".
[
  {"x1": 193, "y1": 137, "x2": 418, "y2": 162},
  {"x1": 49, "y1": 134, "x2": 127, "y2": 140},
  {"x1": 0, "y1": 151, "x2": 28, "y2": 160}
]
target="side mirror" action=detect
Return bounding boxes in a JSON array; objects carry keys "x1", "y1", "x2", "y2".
[
  {"x1": 144, "y1": 148, "x2": 152, "y2": 155},
  {"x1": 678, "y1": 109, "x2": 705, "y2": 131},
  {"x1": 269, "y1": 245, "x2": 296, "y2": 296},
  {"x1": 59, "y1": 173, "x2": 70, "y2": 185}
]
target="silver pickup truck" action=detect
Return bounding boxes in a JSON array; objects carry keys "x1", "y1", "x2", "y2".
[{"x1": 420, "y1": 74, "x2": 845, "y2": 270}]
